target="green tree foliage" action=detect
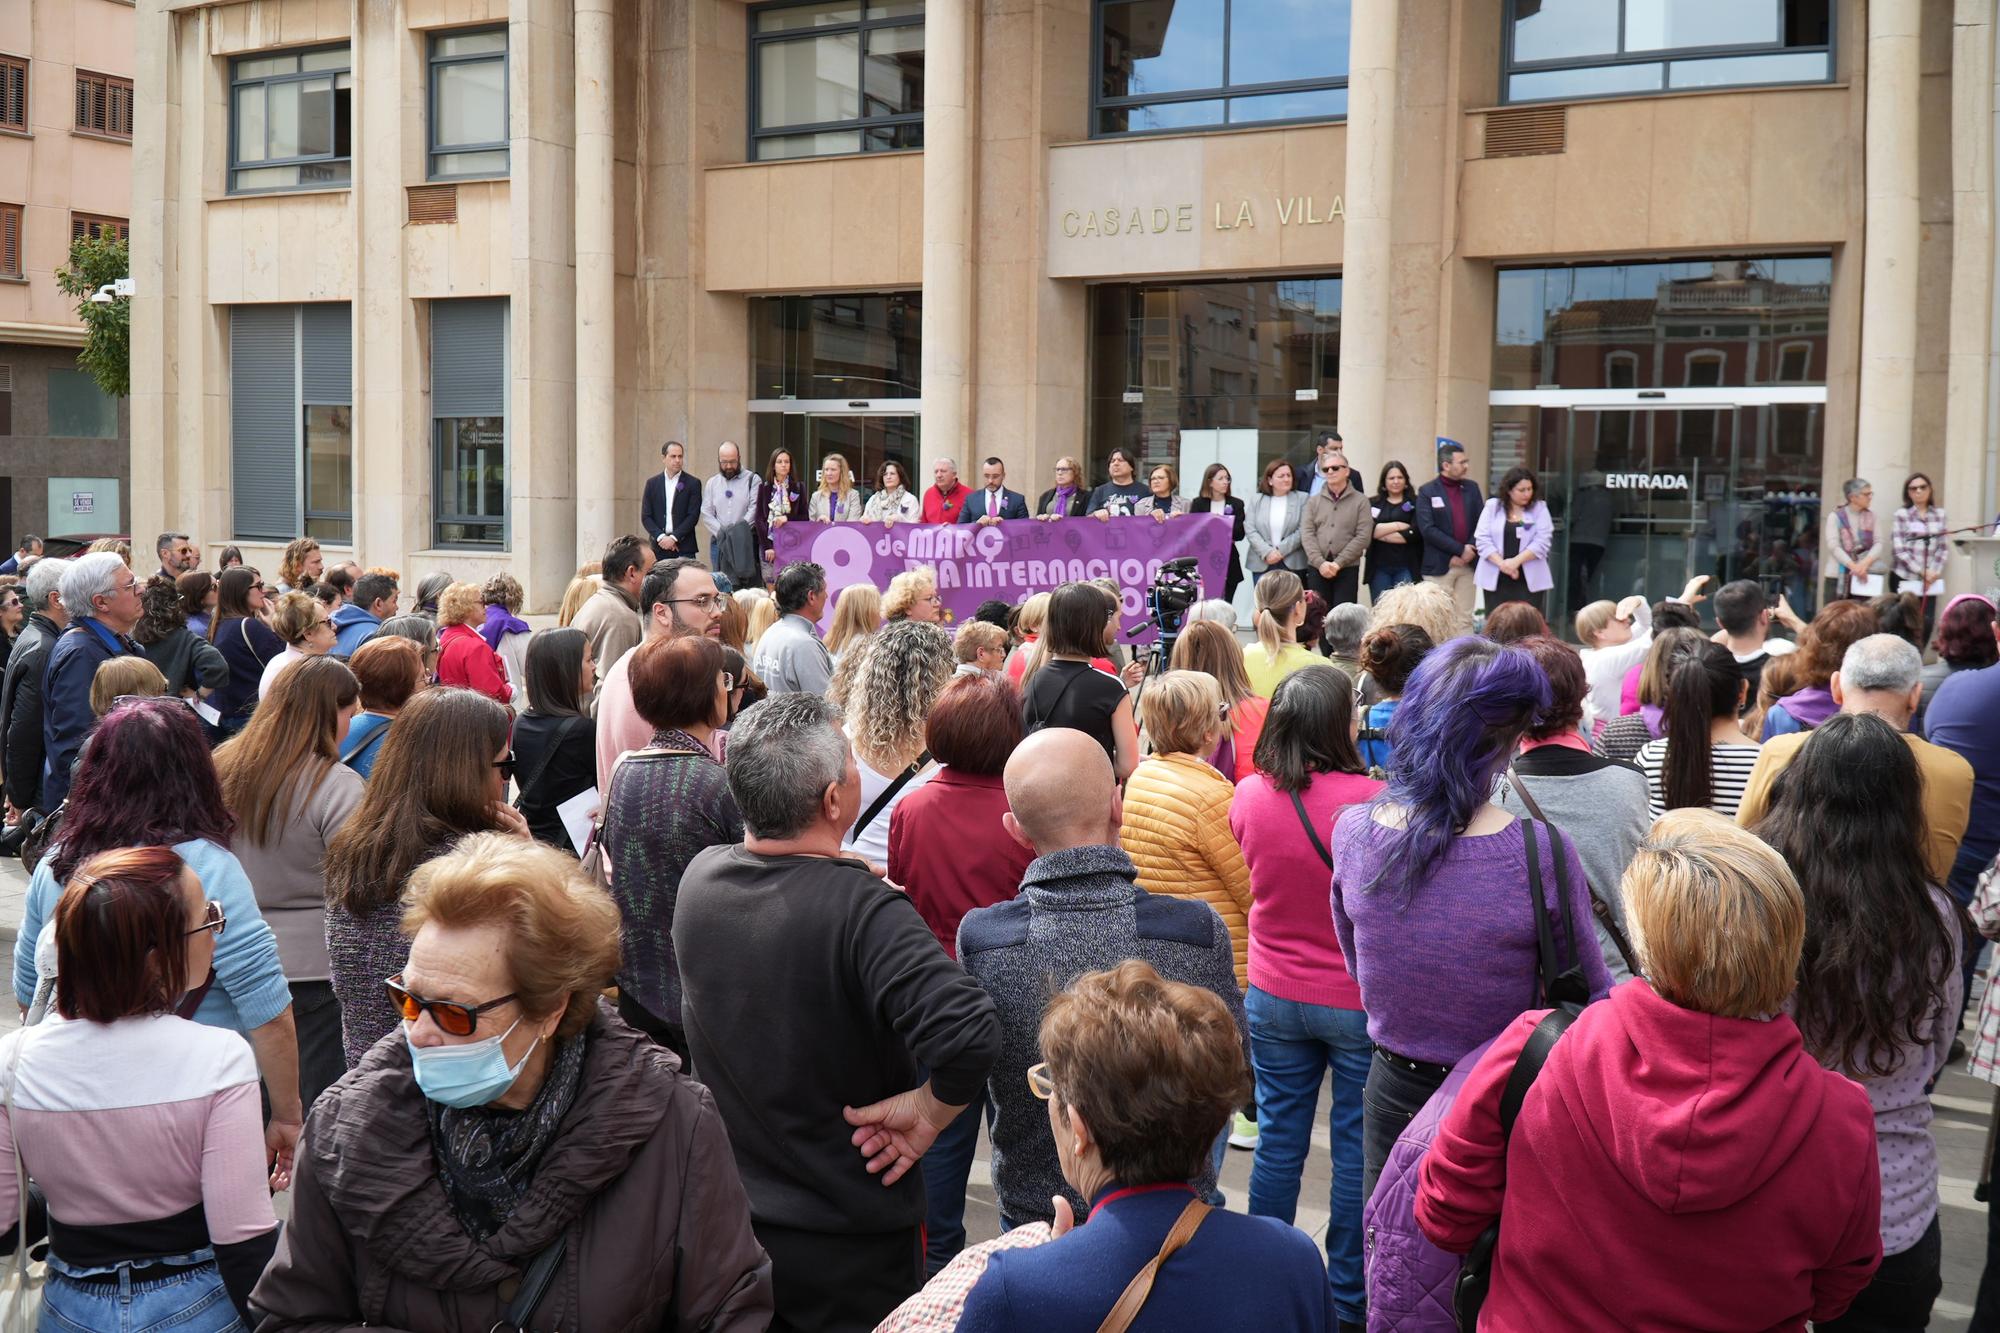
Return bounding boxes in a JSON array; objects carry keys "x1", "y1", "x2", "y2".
[{"x1": 54, "y1": 232, "x2": 130, "y2": 399}]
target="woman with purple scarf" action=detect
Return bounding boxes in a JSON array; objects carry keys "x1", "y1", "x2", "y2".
[
  {"x1": 752, "y1": 448, "x2": 808, "y2": 586},
  {"x1": 1761, "y1": 599, "x2": 1882, "y2": 738},
  {"x1": 479, "y1": 573, "x2": 533, "y2": 711},
  {"x1": 1036, "y1": 455, "x2": 1089, "y2": 519}
]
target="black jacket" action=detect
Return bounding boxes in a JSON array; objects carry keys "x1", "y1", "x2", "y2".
[
  {"x1": 1037, "y1": 487, "x2": 1090, "y2": 518},
  {"x1": 643, "y1": 470, "x2": 703, "y2": 556},
  {"x1": 1411, "y1": 476, "x2": 1485, "y2": 577},
  {"x1": 511, "y1": 711, "x2": 599, "y2": 849},
  {"x1": 0, "y1": 614, "x2": 58, "y2": 811}
]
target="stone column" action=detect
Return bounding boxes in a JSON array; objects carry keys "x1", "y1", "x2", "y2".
[
  {"x1": 574, "y1": 0, "x2": 616, "y2": 563},
  {"x1": 127, "y1": 0, "x2": 176, "y2": 549},
  {"x1": 352, "y1": 0, "x2": 415, "y2": 567},
  {"x1": 1336, "y1": 0, "x2": 1399, "y2": 485},
  {"x1": 1855, "y1": 0, "x2": 1921, "y2": 487},
  {"x1": 920, "y1": 0, "x2": 974, "y2": 473},
  {"x1": 1944, "y1": 0, "x2": 1995, "y2": 584}
]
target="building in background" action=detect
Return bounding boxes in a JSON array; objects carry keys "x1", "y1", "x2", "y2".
[
  {"x1": 0, "y1": 0, "x2": 133, "y2": 548},
  {"x1": 130, "y1": 0, "x2": 1999, "y2": 617}
]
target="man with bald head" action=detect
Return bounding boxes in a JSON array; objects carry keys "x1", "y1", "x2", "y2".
[
  {"x1": 956, "y1": 728, "x2": 1245, "y2": 1233},
  {"x1": 701, "y1": 440, "x2": 762, "y2": 589}
]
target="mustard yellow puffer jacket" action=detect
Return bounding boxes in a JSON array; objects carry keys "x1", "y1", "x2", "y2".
[{"x1": 1119, "y1": 751, "x2": 1254, "y2": 988}]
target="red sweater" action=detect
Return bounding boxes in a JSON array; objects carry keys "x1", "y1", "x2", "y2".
[
  {"x1": 887, "y1": 768, "x2": 1033, "y2": 958},
  {"x1": 437, "y1": 622, "x2": 513, "y2": 705},
  {"x1": 1417, "y1": 981, "x2": 1883, "y2": 1331},
  {"x1": 922, "y1": 482, "x2": 971, "y2": 525},
  {"x1": 1228, "y1": 770, "x2": 1379, "y2": 1008}
]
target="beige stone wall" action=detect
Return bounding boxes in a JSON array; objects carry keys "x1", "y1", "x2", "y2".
[{"x1": 704, "y1": 153, "x2": 924, "y2": 293}]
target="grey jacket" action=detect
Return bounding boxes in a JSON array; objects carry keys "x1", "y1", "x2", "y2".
[
  {"x1": 1246, "y1": 492, "x2": 1308, "y2": 571},
  {"x1": 957, "y1": 844, "x2": 1245, "y2": 1227},
  {"x1": 139, "y1": 625, "x2": 229, "y2": 698},
  {"x1": 1300, "y1": 485, "x2": 1372, "y2": 571},
  {"x1": 1492, "y1": 747, "x2": 1649, "y2": 983},
  {"x1": 752, "y1": 613, "x2": 834, "y2": 696}
]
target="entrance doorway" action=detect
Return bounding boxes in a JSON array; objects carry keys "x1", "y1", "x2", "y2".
[
  {"x1": 1489, "y1": 387, "x2": 1825, "y2": 631},
  {"x1": 747, "y1": 406, "x2": 922, "y2": 497}
]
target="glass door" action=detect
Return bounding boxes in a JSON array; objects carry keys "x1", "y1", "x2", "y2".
[{"x1": 747, "y1": 412, "x2": 922, "y2": 496}]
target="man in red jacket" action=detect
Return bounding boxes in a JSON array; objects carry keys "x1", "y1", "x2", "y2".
[
  {"x1": 1415, "y1": 812, "x2": 1882, "y2": 1330},
  {"x1": 922, "y1": 457, "x2": 971, "y2": 524}
]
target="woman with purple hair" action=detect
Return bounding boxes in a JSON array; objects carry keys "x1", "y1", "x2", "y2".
[{"x1": 1330, "y1": 636, "x2": 1612, "y2": 1199}]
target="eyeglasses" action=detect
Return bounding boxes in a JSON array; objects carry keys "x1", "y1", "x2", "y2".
[
  {"x1": 1320, "y1": 464, "x2": 1348, "y2": 475},
  {"x1": 384, "y1": 974, "x2": 518, "y2": 1037},
  {"x1": 721, "y1": 672, "x2": 737, "y2": 692},
  {"x1": 1217, "y1": 702, "x2": 1232, "y2": 722},
  {"x1": 1910, "y1": 482, "x2": 1931, "y2": 490},
  {"x1": 493, "y1": 752, "x2": 517, "y2": 782},
  {"x1": 1055, "y1": 465, "x2": 1076, "y2": 474},
  {"x1": 185, "y1": 900, "x2": 226, "y2": 938},
  {"x1": 1026, "y1": 1061, "x2": 1056, "y2": 1101},
  {"x1": 666, "y1": 594, "x2": 726, "y2": 613},
  {"x1": 926, "y1": 593, "x2": 943, "y2": 605}
]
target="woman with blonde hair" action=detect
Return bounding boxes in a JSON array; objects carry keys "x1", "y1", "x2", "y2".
[
  {"x1": 953, "y1": 620, "x2": 1009, "y2": 676},
  {"x1": 825, "y1": 581, "x2": 882, "y2": 660},
  {"x1": 557, "y1": 564, "x2": 600, "y2": 628},
  {"x1": 89, "y1": 655, "x2": 167, "y2": 717},
  {"x1": 841, "y1": 619, "x2": 955, "y2": 866},
  {"x1": 1171, "y1": 619, "x2": 1267, "y2": 781},
  {"x1": 1003, "y1": 591, "x2": 1052, "y2": 684},
  {"x1": 738, "y1": 587, "x2": 780, "y2": 646},
  {"x1": 259, "y1": 589, "x2": 339, "y2": 698},
  {"x1": 1415, "y1": 812, "x2": 1883, "y2": 1328},
  {"x1": 85, "y1": 536, "x2": 132, "y2": 565},
  {"x1": 1244, "y1": 570, "x2": 1318, "y2": 698},
  {"x1": 214, "y1": 654, "x2": 365, "y2": 1109},
  {"x1": 434, "y1": 580, "x2": 513, "y2": 705},
  {"x1": 810, "y1": 451, "x2": 865, "y2": 522},
  {"x1": 883, "y1": 566, "x2": 943, "y2": 623},
  {"x1": 1367, "y1": 578, "x2": 1466, "y2": 645},
  {"x1": 1121, "y1": 670, "x2": 1254, "y2": 989}
]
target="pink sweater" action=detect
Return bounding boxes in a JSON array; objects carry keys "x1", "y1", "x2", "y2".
[{"x1": 1230, "y1": 770, "x2": 1381, "y2": 1009}]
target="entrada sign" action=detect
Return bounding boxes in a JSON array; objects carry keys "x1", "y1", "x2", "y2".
[
  {"x1": 1059, "y1": 194, "x2": 1345, "y2": 239},
  {"x1": 1605, "y1": 473, "x2": 1692, "y2": 489}
]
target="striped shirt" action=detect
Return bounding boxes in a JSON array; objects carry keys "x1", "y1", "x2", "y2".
[{"x1": 1635, "y1": 738, "x2": 1763, "y2": 819}]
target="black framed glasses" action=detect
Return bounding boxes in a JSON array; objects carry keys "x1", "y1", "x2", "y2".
[
  {"x1": 384, "y1": 975, "x2": 517, "y2": 1037},
  {"x1": 493, "y1": 752, "x2": 517, "y2": 782},
  {"x1": 185, "y1": 900, "x2": 226, "y2": 938},
  {"x1": 666, "y1": 593, "x2": 726, "y2": 613}
]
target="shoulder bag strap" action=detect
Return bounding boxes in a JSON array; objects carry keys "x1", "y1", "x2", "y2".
[
  {"x1": 1030, "y1": 663, "x2": 1086, "y2": 725},
  {"x1": 1519, "y1": 818, "x2": 1560, "y2": 1008},
  {"x1": 1288, "y1": 790, "x2": 1334, "y2": 871},
  {"x1": 851, "y1": 750, "x2": 931, "y2": 841},
  {"x1": 514, "y1": 716, "x2": 584, "y2": 807},
  {"x1": 1496, "y1": 1009, "x2": 1577, "y2": 1139},
  {"x1": 1095, "y1": 1197, "x2": 1211, "y2": 1333},
  {"x1": 1506, "y1": 768, "x2": 1640, "y2": 975},
  {"x1": 502, "y1": 1228, "x2": 568, "y2": 1331},
  {"x1": 339, "y1": 722, "x2": 384, "y2": 767}
]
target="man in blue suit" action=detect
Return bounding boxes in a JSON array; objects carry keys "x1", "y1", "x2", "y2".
[
  {"x1": 641, "y1": 439, "x2": 703, "y2": 559},
  {"x1": 1410, "y1": 438, "x2": 1485, "y2": 618},
  {"x1": 957, "y1": 457, "x2": 1030, "y2": 526}
]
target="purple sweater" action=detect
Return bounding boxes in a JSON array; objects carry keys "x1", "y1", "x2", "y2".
[{"x1": 1330, "y1": 808, "x2": 1611, "y2": 1065}]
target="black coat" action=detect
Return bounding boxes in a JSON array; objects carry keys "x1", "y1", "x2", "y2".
[
  {"x1": 1411, "y1": 476, "x2": 1485, "y2": 577},
  {"x1": 642, "y1": 470, "x2": 703, "y2": 556},
  {"x1": 1189, "y1": 496, "x2": 1246, "y2": 598}
]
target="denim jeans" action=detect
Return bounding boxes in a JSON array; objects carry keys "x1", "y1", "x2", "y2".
[
  {"x1": 1821, "y1": 1215, "x2": 1941, "y2": 1332},
  {"x1": 1368, "y1": 566, "x2": 1415, "y2": 600},
  {"x1": 1245, "y1": 986, "x2": 1371, "y2": 1324},
  {"x1": 44, "y1": 1249, "x2": 245, "y2": 1333},
  {"x1": 919, "y1": 1092, "x2": 988, "y2": 1276}
]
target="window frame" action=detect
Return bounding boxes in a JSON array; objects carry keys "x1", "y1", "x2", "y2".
[
  {"x1": 746, "y1": 0, "x2": 926, "y2": 163},
  {"x1": 1500, "y1": 0, "x2": 1835, "y2": 106},
  {"x1": 70, "y1": 213, "x2": 129, "y2": 243},
  {"x1": 427, "y1": 27, "x2": 510, "y2": 181},
  {"x1": 302, "y1": 403, "x2": 353, "y2": 543},
  {"x1": 429, "y1": 299, "x2": 511, "y2": 551},
  {"x1": 0, "y1": 55, "x2": 26, "y2": 133},
  {"x1": 227, "y1": 43, "x2": 354, "y2": 196},
  {"x1": 1089, "y1": 0, "x2": 1351, "y2": 140},
  {"x1": 74, "y1": 69, "x2": 133, "y2": 139},
  {"x1": 0, "y1": 203, "x2": 21, "y2": 279}
]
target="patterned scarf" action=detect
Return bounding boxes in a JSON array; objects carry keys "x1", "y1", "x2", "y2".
[{"x1": 426, "y1": 1028, "x2": 588, "y2": 1244}]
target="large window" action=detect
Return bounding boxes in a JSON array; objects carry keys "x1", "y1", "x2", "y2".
[
  {"x1": 48, "y1": 368, "x2": 117, "y2": 439},
  {"x1": 228, "y1": 304, "x2": 352, "y2": 541},
  {"x1": 750, "y1": 292, "x2": 921, "y2": 401},
  {"x1": 750, "y1": 1, "x2": 923, "y2": 161},
  {"x1": 429, "y1": 29, "x2": 508, "y2": 179},
  {"x1": 1504, "y1": 0, "x2": 1832, "y2": 104},
  {"x1": 229, "y1": 45, "x2": 353, "y2": 193},
  {"x1": 74, "y1": 70, "x2": 133, "y2": 138},
  {"x1": 1095, "y1": 0, "x2": 1350, "y2": 137},
  {"x1": 431, "y1": 298, "x2": 508, "y2": 549},
  {"x1": 1087, "y1": 278, "x2": 1340, "y2": 485}
]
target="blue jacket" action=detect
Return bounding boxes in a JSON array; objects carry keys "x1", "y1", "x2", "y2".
[
  {"x1": 40, "y1": 617, "x2": 139, "y2": 809},
  {"x1": 330, "y1": 603, "x2": 382, "y2": 659},
  {"x1": 1410, "y1": 476, "x2": 1485, "y2": 577},
  {"x1": 957, "y1": 488, "x2": 1029, "y2": 523},
  {"x1": 959, "y1": 1184, "x2": 1337, "y2": 1332},
  {"x1": 15, "y1": 837, "x2": 292, "y2": 1033}
]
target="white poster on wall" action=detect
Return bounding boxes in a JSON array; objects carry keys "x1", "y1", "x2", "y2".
[
  {"x1": 1178, "y1": 429, "x2": 1260, "y2": 625},
  {"x1": 45, "y1": 478, "x2": 121, "y2": 538}
]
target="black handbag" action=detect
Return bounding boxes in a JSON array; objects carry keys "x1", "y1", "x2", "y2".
[{"x1": 1451, "y1": 819, "x2": 1587, "y2": 1330}]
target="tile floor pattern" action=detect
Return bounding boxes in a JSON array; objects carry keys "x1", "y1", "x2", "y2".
[{"x1": 0, "y1": 855, "x2": 1987, "y2": 1327}]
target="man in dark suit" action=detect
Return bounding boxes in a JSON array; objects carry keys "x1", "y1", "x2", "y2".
[
  {"x1": 957, "y1": 457, "x2": 1030, "y2": 526},
  {"x1": 641, "y1": 439, "x2": 703, "y2": 560},
  {"x1": 1411, "y1": 437, "x2": 1484, "y2": 618}
]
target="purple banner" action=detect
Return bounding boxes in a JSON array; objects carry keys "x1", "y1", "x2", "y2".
[{"x1": 769, "y1": 513, "x2": 1233, "y2": 642}]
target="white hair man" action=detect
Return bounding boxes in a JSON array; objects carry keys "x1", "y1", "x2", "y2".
[
  {"x1": 0, "y1": 557, "x2": 71, "y2": 814},
  {"x1": 40, "y1": 552, "x2": 145, "y2": 808}
]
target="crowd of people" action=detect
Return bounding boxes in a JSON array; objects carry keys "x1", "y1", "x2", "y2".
[{"x1": 0, "y1": 435, "x2": 1994, "y2": 1332}]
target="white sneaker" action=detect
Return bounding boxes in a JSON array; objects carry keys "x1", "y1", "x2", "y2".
[{"x1": 1228, "y1": 1112, "x2": 1259, "y2": 1150}]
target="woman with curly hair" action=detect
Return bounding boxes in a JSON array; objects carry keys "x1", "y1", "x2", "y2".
[
  {"x1": 883, "y1": 566, "x2": 943, "y2": 624},
  {"x1": 839, "y1": 619, "x2": 955, "y2": 866},
  {"x1": 480, "y1": 572, "x2": 532, "y2": 707},
  {"x1": 134, "y1": 573, "x2": 227, "y2": 699},
  {"x1": 276, "y1": 537, "x2": 323, "y2": 594},
  {"x1": 434, "y1": 580, "x2": 513, "y2": 705}
]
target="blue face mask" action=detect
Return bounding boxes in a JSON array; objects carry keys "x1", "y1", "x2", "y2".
[{"x1": 405, "y1": 1017, "x2": 540, "y2": 1109}]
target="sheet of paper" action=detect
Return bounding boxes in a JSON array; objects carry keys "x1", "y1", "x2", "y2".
[
  {"x1": 558, "y1": 786, "x2": 601, "y2": 856},
  {"x1": 1850, "y1": 572, "x2": 1885, "y2": 596},
  {"x1": 191, "y1": 698, "x2": 222, "y2": 726}
]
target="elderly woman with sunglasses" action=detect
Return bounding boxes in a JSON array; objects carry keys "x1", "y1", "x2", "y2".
[
  {"x1": 252, "y1": 834, "x2": 774, "y2": 1332},
  {"x1": 324, "y1": 687, "x2": 532, "y2": 1067}
]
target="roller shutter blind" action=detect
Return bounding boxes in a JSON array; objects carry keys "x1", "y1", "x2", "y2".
[
  {"x1": 430, "y1": 298, "x2": 506, "y2": 416},
  {"x1": 230, "y1": 305, "x2": 299, "y2": 540},
  {"x1": 301, "y1": 303, "x2": 352, "y2": 404}
]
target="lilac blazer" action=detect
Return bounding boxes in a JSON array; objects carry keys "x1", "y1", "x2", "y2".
[{"x1": 1473, "y1": 498, "x2": 1555, "y2": 593}]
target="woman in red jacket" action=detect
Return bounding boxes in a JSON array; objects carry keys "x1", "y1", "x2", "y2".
[
  {"x1": 434, "y1": 581, "x2": 513, "y2": 705},
  {"x1": 1416, "y1": 810, "x2": 1883, "y2": 1330}
]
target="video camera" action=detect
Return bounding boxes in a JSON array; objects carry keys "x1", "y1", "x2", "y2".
[{"x1": 1145, "y1": 557, "x2": 1203, "y2": 647}]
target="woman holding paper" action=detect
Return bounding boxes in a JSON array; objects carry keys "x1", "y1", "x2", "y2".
[
  {"x1": 512, "y1": 628, "x2": 601, "y2": 852},
  {"x1": 1824, "y1": 477, "x2": 1886, "y2": 599},
  {"x1": 1894, "y1": 472, "x2": 1949, "y2": 606}
]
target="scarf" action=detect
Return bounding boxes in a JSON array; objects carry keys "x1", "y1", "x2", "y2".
[
  {"x1": 1639, "y1": 703, "x2": 1665, "y2": 739},
  {"x1": 426, "y1": 1028, "x2": 589, "y2": 1243},
  {"x1": 1775, "y1": 685, "x2": 1839, "y2": 730},
  {"x1": 1052, "y1": 485, "x2": 1077, "y2": 513},
  {"x1": 479, "y1": 602, "x2": 530, "y2": 653}
]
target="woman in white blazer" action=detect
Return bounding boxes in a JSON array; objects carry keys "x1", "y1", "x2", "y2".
[{"x1": 1246, "y1": 458, "x2": 1309, "y2": 582}]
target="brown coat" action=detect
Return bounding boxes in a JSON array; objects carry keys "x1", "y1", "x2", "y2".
[
  {"x1": 251, "y1": 1002, "x2": 773, "y2": 1333},
  {"x1": 1301, "y1": 485, "x2": 1372, "y2": 572},
  {"x1": 1118, "y1": 752, "x2": 1254, "y2": 988}
]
